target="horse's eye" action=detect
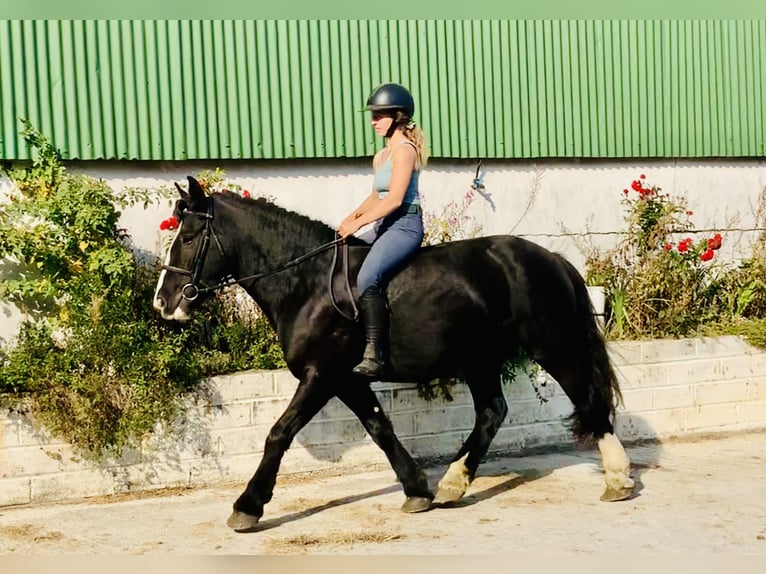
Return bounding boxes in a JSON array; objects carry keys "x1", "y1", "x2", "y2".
[{"x1": 181, "y1": 236, "x2": 195, "y2": 245}]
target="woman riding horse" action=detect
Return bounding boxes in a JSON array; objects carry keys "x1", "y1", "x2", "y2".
[{"x1": 338, "y1": 83, "x2": 429, "y2": 380}]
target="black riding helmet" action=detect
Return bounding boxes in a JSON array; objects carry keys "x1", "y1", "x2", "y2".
[{"x1": 365, "y1": 83, "x2": 415, "y2": 119}]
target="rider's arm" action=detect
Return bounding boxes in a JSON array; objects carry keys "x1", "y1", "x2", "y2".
[{"x1": 340, "y1": 190, "x2": 378, "y2": 226}]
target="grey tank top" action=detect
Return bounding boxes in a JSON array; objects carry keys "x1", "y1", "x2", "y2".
[{"x1": 371, "y1": 141, "x2": 420, "y2": 205}]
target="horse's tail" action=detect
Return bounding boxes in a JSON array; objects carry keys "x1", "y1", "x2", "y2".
[{"x1": 558, "y1": 254, "x2": 623, "y2": 441}]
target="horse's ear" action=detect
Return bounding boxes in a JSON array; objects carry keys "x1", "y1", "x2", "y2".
[
  {"x1": 174, "y1": 182, "x2": 189, "y2": 199},
  {"x1": 186, "y1": 176, "x2": 207, "y2": 208}
]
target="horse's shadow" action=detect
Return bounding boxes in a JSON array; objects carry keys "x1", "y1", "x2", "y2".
[
  {"x1": 428, "y1": 468, "x2": 551, "y2": 510},
  {"x1": 238, "y1": 435, "x2": 661, "y2": 534},
  {"x1": 238, "y1": 473, "x2": 531, "y2": 534},
  {"x1": 237, "y1": 484, "x2": 402, "y2": 533}
]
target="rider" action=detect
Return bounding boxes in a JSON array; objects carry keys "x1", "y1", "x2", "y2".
[{"x1": 337, "y1": 83, "x2": 429, "y2": 379}]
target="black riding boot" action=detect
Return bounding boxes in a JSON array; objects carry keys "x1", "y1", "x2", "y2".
[{"x1": 353, "y1": 288, "x2": 388, "y2": 379}]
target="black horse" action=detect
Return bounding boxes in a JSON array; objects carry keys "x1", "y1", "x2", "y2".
[{"x1": 153, "y1": 176, "x2": 634, "y2": 531}]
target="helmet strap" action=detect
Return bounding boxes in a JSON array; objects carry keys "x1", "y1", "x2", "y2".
[{"x1": 384, "y1": 110, "x2": 407, "y2": 139}]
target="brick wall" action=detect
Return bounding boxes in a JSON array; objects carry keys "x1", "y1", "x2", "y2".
[{"x1": 2, "y1": 335, "x2": 765, "y2": 507}]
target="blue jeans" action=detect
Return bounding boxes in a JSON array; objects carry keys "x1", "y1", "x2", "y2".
[{"x1": 356, "y1": 212, "x2": 424, "y2": 295}]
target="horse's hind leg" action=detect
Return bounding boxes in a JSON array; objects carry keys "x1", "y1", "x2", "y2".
[
  {"x1": 597, "y1": 431, "x2": 634, "y2": 501},
  {"x1": 534, "y1": 352, "x2": 634, "y2": 501},
  {"x1": 434, "y1": 369, "x2": 508, "y2": 505},
  {"x1": 337, "y1": 383, "x2": 433, "y2": 513}
]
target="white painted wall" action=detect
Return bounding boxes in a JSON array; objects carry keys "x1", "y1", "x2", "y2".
[{"x1": 2, "y1": 158, "x2": 766, "y2": 344}]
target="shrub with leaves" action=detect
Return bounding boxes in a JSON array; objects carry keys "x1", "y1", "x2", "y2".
[
  {"x1": 585, "y1": 174, "x2": 727, "y2": 339},
  {"x1": 0, "y1": 121, "x2": 283, "y2": 459}
]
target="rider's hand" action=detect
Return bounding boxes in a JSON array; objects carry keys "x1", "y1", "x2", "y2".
[{"x1": 337, "y1": 219, "x2": 360, "y2": 239}]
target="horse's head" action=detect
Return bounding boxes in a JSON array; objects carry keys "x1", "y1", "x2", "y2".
[{"x1": 153, "y1": 175, "x2": 230, "y2": 322}]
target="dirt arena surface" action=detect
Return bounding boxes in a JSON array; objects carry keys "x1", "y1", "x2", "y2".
[{"x1": 1, "y1": 430, "x2": 765, "y2": 555}]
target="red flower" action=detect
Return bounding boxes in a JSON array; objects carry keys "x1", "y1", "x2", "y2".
[
  {"x1": 631, "y1": 180, "x2": 643, "y2": 192},
  {"x1": 677, "y1": 238, "x2": 692, "y2": 253},
  {"x1": 242, "y1": 190, "x2": 251, "y2": 198},
  {"x1": 640, "y1": 174, "x2": 646, "y2": 179},
  {"x1": 700, "y1": 249, "x2": 714, "y2": 262},
  {"x1": 708, "y1": 233, "x2": 722, "y2": 250},
  {"x1": 686, "y1": 210, "x2": 694, "y2": 216},
  {"x1": 159, "y1": 216, "x2": 179, "y2": 231},
  {"x1": 664, "y1": 243, "x2": 673, "y2": 251}
]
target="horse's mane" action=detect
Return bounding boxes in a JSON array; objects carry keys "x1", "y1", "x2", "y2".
[{"x1": 216, "y1": 192, "x2": 368, "y2": 247}]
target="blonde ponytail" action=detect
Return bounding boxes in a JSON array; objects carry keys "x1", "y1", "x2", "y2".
[
  {"x1": 392, "y1": 109, "x2": 430, "y2": 169},
  {"x1": 402, "y1": 123, "x2": 430, "y2": 169}
]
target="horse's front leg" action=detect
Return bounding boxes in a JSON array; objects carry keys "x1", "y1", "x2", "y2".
[
  {"x1": 227, "y1": 367, "x2": 335, "y2": 531},
  {"x1": 336, "y1": 382, "x2": 434, "y2": 513}
]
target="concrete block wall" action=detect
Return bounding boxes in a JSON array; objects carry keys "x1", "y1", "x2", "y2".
[
  {"x1": 611, "y1": 336, "x2": 766, "y2": 440},
  {"x1": 2, "y1": 335, "x2": 766, "y2": 507}
]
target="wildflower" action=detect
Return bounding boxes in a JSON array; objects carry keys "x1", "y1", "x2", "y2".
[
  {"x1": 242, "y1": 190, "x2": 251, "y2": 198},
  {"x1": 700, "y1": 249, "x2": 715, "y2": 262},
  {"x1": 708, "y1": 233, "x2": 722, "y2": 250},
  {"x1": 686, "y1": 210, "x2": 694, "y2": 216},
  {"x1": 640, "y1": 174, "x2": 646, "y2": 179},
  {"x1": 663, "y1": 243, "x2": 673, "y2": 251}
]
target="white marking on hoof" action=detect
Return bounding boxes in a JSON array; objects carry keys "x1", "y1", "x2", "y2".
[
  {"x1": 436, "y1": 453, "x2": 471, "y2": 501},
  {"x1": 598, "y1": 433, "x2": 635, "y2": 492}
]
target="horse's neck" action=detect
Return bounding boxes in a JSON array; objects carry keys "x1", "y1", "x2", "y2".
[{"x1": 230, "y1": 201, "x2": 333, "y2": 327}]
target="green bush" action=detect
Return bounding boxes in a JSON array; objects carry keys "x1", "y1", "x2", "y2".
[{"x1": 0, "y1": 121, "x2": 284, "y2": 460}]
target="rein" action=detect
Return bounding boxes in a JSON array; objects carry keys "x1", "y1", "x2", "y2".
[
  {"x1": 161, "y1": 197, "x2": 352, "y2": 314},
  {"x1": 232, "y1": 237, "x2": 346, "y2": 291}
]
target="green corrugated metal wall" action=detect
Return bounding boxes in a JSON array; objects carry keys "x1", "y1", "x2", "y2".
[{"x1": 1, "y1": 20, "x2": 764, "y2": 161}]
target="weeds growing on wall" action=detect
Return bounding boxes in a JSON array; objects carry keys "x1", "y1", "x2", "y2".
[
  {"x1": 0, "y1": 121, "x2": 283, "y2": 460},
  {"x1": 422, "y1": 187, "x2": 483, "y2": 246}
]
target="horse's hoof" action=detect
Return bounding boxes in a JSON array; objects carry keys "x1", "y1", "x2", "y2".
[
  {"x1": 600, "y1": 486, "x2": 633, "y2": 502},
  {"x1": 401, "y1": 496, "x2": 432, "y2": 513},
  {"x1": 227, "y1": 510, "x2": 261, "y2": 532},
  {"x1": 433, "y1": 488, "x2": 465, "y2": 506}
]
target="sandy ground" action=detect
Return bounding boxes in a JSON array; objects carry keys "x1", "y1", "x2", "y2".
[{"x1": 1, "y1": 430, "x2": 765, "y2": 555}]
